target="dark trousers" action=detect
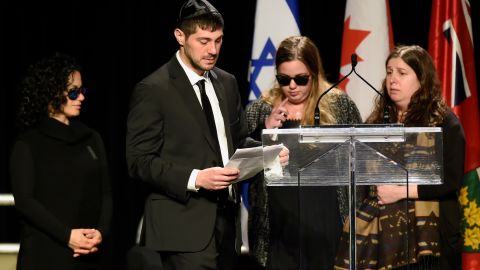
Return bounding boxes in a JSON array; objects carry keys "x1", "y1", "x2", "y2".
[
  {"x1": 267, "y1": 186, "x2": 342, "y2": 270},
  {"x1": 161, "y1": 203, "x2": 238, "y2": 270}
]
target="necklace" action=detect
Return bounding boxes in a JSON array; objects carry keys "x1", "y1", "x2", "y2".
[{"x1": 397, "y1": 111, "x2": 406, "y2": 123}]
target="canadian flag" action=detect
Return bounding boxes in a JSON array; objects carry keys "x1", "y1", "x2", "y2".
[{"x1": 339, "y1": 0, "x2": 393, "y2": 120}]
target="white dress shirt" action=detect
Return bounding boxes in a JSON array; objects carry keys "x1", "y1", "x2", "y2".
[{"x1": 175, "y1": 51, "x2": 230, "y2": 192}]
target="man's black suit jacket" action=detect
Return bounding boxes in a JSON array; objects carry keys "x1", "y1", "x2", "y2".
[{"x1": 126, "y1": 55, "x2": 256, "y2": 252}]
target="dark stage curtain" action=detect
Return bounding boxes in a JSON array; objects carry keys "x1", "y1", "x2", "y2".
[{"x1": 1, "y1": 0, "x2": 479, "y2": 269}]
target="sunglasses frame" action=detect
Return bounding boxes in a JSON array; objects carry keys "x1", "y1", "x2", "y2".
[
  {"x1": 67, "y1": 87, "x2": 86, "y2": 100},
  {"x1": 276, "y1": 74, "x2": 310, "y2": 86}
]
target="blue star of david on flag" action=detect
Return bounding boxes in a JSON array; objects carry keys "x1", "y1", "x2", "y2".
[{"x1": 247, "y1": 0, "x2": 300, "y2": 101}]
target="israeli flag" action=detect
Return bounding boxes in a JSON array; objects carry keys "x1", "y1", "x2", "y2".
[
  {"x1": 248, "y1": 0, "x2": 301, "y2": 100},
  {"x1": 241, "y1": 0, "x2": 300, "y2": 254}
]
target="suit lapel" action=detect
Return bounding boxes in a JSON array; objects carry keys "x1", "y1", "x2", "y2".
[
  {"x1": 167, "y1": 58, "x2": 218, "y2": 153},
  {"x1": 211, "y1": 72, "x2": 240, "y2": 204},
  {"x1": 210, "y1": 70, "x2": 234, "y2": 157}
]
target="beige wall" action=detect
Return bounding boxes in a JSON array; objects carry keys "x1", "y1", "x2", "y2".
[{"x1": 0, "y1": 254, "x2": 17, "y2": 270}]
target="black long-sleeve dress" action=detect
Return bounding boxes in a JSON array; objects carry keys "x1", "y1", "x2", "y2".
[
  {"x1": 246, "y1": 89, "x2": 362, "y2": 269},
  {"x1": 10, "y1": 118, "x2": 112, "y2": 270}
]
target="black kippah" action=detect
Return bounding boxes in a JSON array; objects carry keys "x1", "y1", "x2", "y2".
[{"x1": 177, "y1": 0, "x2": 220, "y2": 23}]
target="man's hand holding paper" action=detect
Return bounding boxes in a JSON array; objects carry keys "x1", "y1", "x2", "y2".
[{"x1": 225, "y1": 144, "x2": 288, "y2": 182}]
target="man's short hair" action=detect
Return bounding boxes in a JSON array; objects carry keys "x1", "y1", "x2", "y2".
[{"x1": 176, "y1": 0, "x2": 224, "y2": 37}]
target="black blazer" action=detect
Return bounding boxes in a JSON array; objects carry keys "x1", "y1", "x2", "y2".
[{"x1": 126, "y1": 55, "x2": 256, "y2": 252}]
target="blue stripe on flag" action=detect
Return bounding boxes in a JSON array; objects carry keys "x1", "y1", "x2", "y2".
[
  {"x1": 286, "y1": 0, "x2": 300, "y2": 27},
  {"x1": 249, "y1": 38, "x2": 277, "y2": 99},
  {"x1": 241, "y1": 181, "x2": 249, "y2": 209}
]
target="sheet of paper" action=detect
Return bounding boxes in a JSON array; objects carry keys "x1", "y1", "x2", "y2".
[{"x1": 225, "y1": 144, "x2": 284, "y2": 182}]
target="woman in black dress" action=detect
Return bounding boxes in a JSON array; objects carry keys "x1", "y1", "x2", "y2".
[
  {"x1": 10, "y1": 53, "x2": 112, "y2": 270},
  {"x1": 246, "y1": 36, "x2": 362, "y2": 269}
]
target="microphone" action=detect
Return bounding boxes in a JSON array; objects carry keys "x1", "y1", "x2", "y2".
[
  {"x1": 314, "y1": 54, "x2": 356, "y2": 126},
  {"x1": 350, "y1": 54, "x2": 390, "y2": 123},
  {"x1": 351, "y1": 53, "x2": 358, "y2": 68}
]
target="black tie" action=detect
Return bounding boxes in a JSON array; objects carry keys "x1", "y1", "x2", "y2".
[
  {"x1": 197, "y1": 79, "x2": 231, "y2": 203},
  {"x1": 197, "y1": 79, "x2": 220, "y2": 149}
]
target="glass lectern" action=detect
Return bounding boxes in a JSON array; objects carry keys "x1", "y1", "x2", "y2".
[{"x1": 262, "y1": 125, "x2": 443, "y2": 270}]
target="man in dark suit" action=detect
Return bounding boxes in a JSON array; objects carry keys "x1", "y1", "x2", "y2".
[{"x1": 126, "y1": 0, "x2": 259, "y2": 269}]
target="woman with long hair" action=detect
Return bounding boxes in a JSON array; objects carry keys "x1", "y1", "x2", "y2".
[{"x1": 246, "y1": 36, "x2": 362, "y2": 269}]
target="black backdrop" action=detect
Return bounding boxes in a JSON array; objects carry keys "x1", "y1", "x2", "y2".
[{"x1": 1, "y1": 0, "x2": 479, "y2": 268}]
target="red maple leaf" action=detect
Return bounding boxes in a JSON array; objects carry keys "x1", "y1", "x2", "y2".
[{"x1": 339, "y1": 16, "x2": 371, "y2": 89}]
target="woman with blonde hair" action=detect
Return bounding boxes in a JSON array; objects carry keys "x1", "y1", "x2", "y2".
[{"x1": 246, "y1": 36, "x2": 361, "y2": 269}]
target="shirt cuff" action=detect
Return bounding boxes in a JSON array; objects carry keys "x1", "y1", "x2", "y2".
[{"x1": 188, "y1": 169, "x2": 200, "y2": 192}]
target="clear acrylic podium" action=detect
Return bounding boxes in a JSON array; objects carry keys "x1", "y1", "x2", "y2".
[{"x1": 262, "y1": 125, "x2": 443, "y2": 270}]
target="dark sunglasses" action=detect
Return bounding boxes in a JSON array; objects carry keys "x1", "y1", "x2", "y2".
[
  {"x1": 67, "y1": 87, "x2": 86, "y2": 100},
  {"x1": 276, "y1": 74, "x2": 310, "y2": 86}
]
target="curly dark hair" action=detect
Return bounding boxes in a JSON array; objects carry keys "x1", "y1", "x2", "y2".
[
  {"x1": 366, "y1": 45, "x2": 448, "y2": 126},
  {"x1": 17, "y1": 53, "x2": 81, "y2": 130}
]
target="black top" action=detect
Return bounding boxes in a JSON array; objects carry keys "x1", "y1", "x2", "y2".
[
  {"x1": 245, "y1": 90, "x2": 362, "y2": 268},
  {"x1": 10, "y1": 117, "x2": 112, "y2": 270},
  {"x1": 418, "y1": 110, "x2": 465, "y2": 266}
]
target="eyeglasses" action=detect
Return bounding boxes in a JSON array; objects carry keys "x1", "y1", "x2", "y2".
[
  {"x1": 276, "y1": 74, "x2": 310, "y2": 86},
  {"x1": 67, "y1": 87, "x2": 86, "y2": 100}
]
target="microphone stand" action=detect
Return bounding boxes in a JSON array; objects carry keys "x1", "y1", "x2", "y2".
[
  {"x1": 312, "y1": 54, "x2": 392, "y2": 270},
  {"x1": 314, "y1": 54, "x2": 390, "y2": 125},
  {"x1": 350, "y1": 54, "x2": 390, "y2": 124},
  {"x1": 314, "y1": 54, "x2": 357, "y2": 126}
]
